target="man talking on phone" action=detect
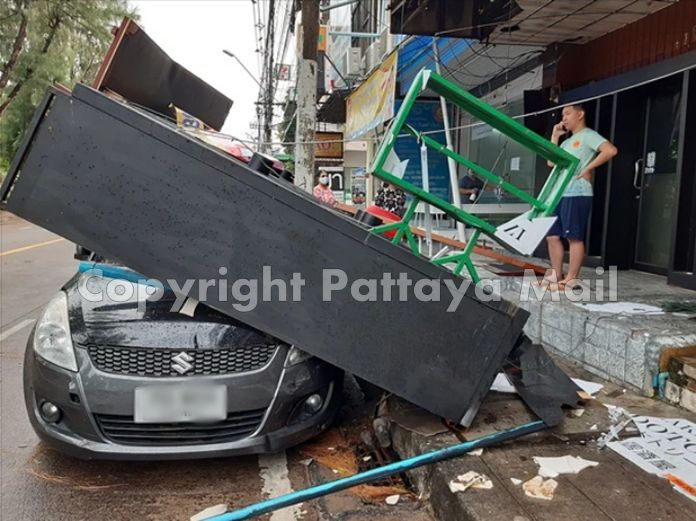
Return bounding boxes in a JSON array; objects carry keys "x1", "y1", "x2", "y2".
[{"x1": 538, "y1": 104, "x2": 618, "y2": 291}]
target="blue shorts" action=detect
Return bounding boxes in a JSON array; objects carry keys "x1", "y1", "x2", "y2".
[{"x1": 547, "y1": 196, "x2": 592, "y2": 241}]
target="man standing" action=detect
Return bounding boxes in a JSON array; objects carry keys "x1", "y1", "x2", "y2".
[
  {"x1": 459, "y1": 169, "x2": 485, "y2": 202},
  {"x1": 540, "y1": 104, "x2": 618, "y2": 290}
]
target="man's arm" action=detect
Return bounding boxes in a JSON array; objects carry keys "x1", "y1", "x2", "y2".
[
  {"x1": 578, "y1": 141, "x2": 618, "y2": 180},
  {"x1": 547, "y1": 122, "x2": 567, "y2": 168}
]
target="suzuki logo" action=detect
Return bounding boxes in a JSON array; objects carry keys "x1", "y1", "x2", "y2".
[{"x1": 171, "y1": 352, "x2": 194, "y2": 375}]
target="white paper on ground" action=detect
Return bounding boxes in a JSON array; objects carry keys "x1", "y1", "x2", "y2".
[
  {"x1": 510, "y1": 477, "x2": 522, "y2": 486},
  {"x1": 607, "y1": 416, "x2": 696, "y2": 502},
  {"x1": 489, "y1": 373, "x2": 604, "y2": 396},
  {"x1": 385, "y1": 494, "x2": 400, "y2": 505},
  {"x1": 574, "y1": 302, "x2": 664, "y2": 315},
  {"x1": 449, "y1": 471, "x2": 493, "y2": 493},
  {"x1": 533, "y1": 455, "x2": 599, "y2": 478},
  {"x1": 522, "y1": 476, "x2": 558, "y2": 500}
]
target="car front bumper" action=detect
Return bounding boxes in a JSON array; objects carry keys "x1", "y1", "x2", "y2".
[{"x1": 24, "y1": 334, "x2": 342, "y2": 460}]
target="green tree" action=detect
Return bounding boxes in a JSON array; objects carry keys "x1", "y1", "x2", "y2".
[
  {"x1": 277, "y1": 89, "x2": 296, "y2": 156},
  {"x1": 0, "y1": 0, "x2": 134, "y2": 174}
]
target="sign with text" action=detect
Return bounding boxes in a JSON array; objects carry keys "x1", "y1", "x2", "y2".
[
  {"x1": 345, "y1": 52, "x2": 397, "y2": 140},
  {"x1": 393, "y1": 100, "x2": 453, "y2": 201},
  {"x1": 315, "y1": 132, "x2": 344, "y2": 159}
]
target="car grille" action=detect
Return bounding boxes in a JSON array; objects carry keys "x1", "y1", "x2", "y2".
[
  {"x1": 87, "y1": 344, "x2": 278, "y2": 377},
  {"x1": 94, "y1": 408, "x2": 266, "y2": 445}
]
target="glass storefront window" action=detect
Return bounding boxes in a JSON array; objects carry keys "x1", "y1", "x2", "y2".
[{"x1": 466, "y1": 98, "x2": 537, "y2": 205}]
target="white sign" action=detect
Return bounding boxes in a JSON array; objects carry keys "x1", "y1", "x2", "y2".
[
  {"x1": 471, "y1": 123, "x2": 493, "y2": 141},
  {"x1": 494, "y1": 211, "x2": 557, "y2": 255},
  {"x1": 646, "y1": 151, "x2": 656, "y2": 168},
  {"x1": 277, "y1": 64, "x2": 291, "y2": 81},
  {"x1": 510, "y1": 157, "x2": 520, "y2": 171},
  {"x1": 608, "y1": 416, "x2": 696, "y2": 502}
]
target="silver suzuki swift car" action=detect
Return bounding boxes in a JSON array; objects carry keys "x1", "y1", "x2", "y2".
[{"x1": 24, "y1": 264, "x2": 342, "y2": 460}]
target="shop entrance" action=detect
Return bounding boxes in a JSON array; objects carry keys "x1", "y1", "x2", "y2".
[{"x1": 632, "y1": 75, "x2": 683, "y2": 273}]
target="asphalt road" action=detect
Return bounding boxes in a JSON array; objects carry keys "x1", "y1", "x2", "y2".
[{"x1": 0, "y1": 215, "x2": 433, "y2": 521}]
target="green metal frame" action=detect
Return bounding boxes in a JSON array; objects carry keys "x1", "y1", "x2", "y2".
[{"x1": 369, "y1": 69, "x2": 580, "y2": 281}]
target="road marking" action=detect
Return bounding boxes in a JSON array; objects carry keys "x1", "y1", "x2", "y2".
[
  {"x1": 0, "y1": 319, "x2": 35, "y2": 342},
  {"x1": 0, "y1": 238, "x2": 64, "y2": 257},
  {"x1": 258, "y1": 452, "x2": 301, "y2": 520}
]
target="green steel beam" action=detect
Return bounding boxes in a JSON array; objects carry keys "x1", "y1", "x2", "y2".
[
  {"x1": 367, "y1": 68, "x2": 581, "y2": 282},
  {"x1": 414, "y1": 131, "x2": 545, "y2": 211}
]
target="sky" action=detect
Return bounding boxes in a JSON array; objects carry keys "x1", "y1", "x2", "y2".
[{"x1": 128, "y1": 0, "x2": 282, "y2": 142}]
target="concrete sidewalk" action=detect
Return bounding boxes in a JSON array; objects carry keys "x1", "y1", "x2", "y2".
[
  {"x1": 385, "y1": 360, "x2": 696, "y2": 521},
  {"x1": 473, "y1": 253, "x2": 696, "y2": 399}
]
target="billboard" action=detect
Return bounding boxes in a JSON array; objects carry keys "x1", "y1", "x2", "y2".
[{"x1": 345, "y1": 52, "x2": 398, "y2": 140}]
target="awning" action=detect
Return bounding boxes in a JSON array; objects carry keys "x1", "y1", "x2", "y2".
[{"x1": 397, "y1": 36, "x2": 470, "y2": 96}]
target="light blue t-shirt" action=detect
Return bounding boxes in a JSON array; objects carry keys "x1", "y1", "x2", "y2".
[{"x1": 560, "y1": 128, "x2": 607, "y2": 197}]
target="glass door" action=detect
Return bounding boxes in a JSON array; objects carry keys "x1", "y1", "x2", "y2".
[{"x1": 633, "y1": 80, "x2": 682, "y2": 273}]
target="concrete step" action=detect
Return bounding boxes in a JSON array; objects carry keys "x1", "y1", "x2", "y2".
[
  {"x1": 386, "y1": 366, "x2": 696, "y2": 521},
  {"x1": 492, "y1": 272, "x2": 696, "y2": 395}
]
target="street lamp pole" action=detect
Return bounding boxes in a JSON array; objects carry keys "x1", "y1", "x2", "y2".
[{"x1": 223, "y1": 49, "x2": 264, "y2": 151}]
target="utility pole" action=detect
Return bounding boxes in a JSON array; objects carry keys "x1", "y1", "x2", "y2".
[
  {"x1": 263, "y1": 0, "x2": 276, "y2": 153},
  {"x1": 294, "y1": 0, "x2": 319, "y2": 193}
]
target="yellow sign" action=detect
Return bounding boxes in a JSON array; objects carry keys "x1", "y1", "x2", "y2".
[
  {"x1": 345, "y1": 52, "x2": 398, "y2": 140},
  {"x1": 315, "y1": 132, "x2": 343, "y2": 159},
  {"x1": 318, "y1": 25, "x2": 328, "y2": 52}
]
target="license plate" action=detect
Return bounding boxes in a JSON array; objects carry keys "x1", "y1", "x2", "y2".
[{"x1": 134, "y1": 385, "x2": 227, "y2": 423}]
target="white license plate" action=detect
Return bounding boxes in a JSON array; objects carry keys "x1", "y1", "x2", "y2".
[{"x1": 134, "y1": 385, "x2": 227, "y2": 423}]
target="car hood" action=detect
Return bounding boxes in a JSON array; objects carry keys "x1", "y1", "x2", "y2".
[{"x1": 64, "y1": 273, "x2": 275, "y2": 349}]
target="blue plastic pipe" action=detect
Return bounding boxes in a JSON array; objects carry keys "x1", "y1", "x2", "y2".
[{"x1": 205, "y1": 420, "x2": 546, "y2": 521}]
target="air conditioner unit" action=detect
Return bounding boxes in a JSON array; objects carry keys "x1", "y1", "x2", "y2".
[
  {"x1": 366, "y1": 42, "x2": 382, "y2": 72},
  {"x1": 342, "y1": 47, "x2": 363, "y2": 78},
  {"x1": 378, "y1": 28, "x2": 390, "y2": 56}
]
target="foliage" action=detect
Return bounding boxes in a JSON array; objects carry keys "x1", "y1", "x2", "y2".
[
  {"x1": 0, "y1": 0, "x2": 135, "y2": 172},
  {"x1": 278, "y1": 88, "x2": 296, "y2": 155}
]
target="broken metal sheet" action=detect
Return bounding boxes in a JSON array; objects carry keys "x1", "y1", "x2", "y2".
[
  {"x1": 607, "y1": 416, "x2": 696, "y2": 502},
  {"x1": 502, "y1": 337, "x2": 584, "y2": 427}
]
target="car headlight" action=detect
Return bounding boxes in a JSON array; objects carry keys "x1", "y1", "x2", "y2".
[
  {"x1": 33, "y1": 292, "x2": 78, "y2": 372},
  {"x1": 285, "y1": 346, "x2": 313, "y2": 367}
]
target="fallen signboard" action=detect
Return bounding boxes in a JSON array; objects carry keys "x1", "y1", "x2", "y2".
[{"x1": 0, "y1": 84, "x2": 528, "y2": 425}]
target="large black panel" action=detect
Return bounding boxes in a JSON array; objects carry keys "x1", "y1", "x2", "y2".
[{"x1": 1, "y1": 85, "x2": 528, "y2": 423}]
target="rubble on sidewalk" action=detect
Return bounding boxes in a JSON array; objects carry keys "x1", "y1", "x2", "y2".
[
  {"x1": 522, "y1": 476, "x2": 558, "y2": 501},
  {"x1": 448, "y1": 471, "x2": 494, "y2": 493},
  {"x1": 532, "y1": 455, "x2": 599, "y2": 478}
]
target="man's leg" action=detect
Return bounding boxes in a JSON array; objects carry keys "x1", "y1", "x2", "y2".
[
  {"x1": 565, "y1": 239, "x2": 585, "y2": 282},
  {"x1": 546, "y1": 235, "x2": 564, "y2": 282}
]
